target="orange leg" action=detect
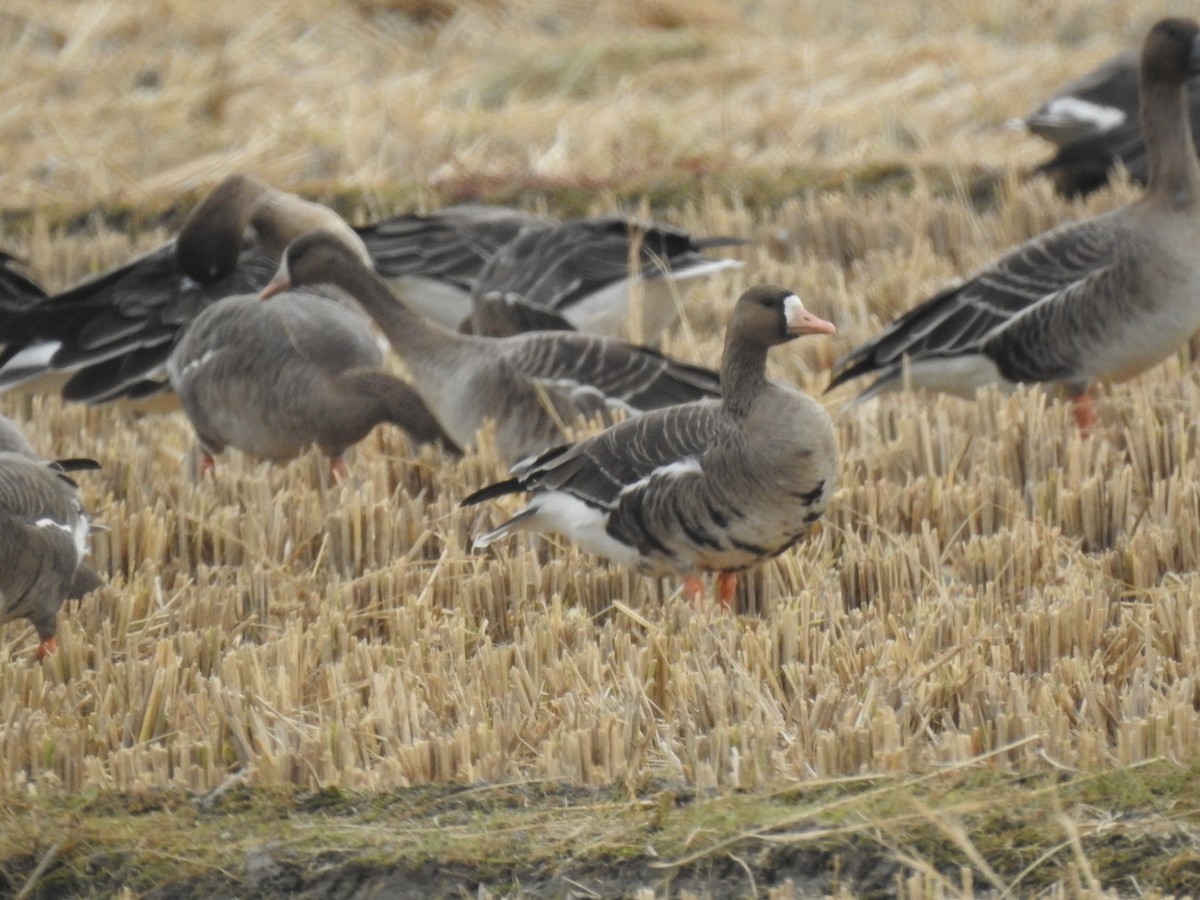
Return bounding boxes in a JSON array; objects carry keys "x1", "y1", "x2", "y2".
[
  {"x1": 329, "y1": 455, "x2": 350, "y2": 483},
  {"x1": 716, "y1": 572, "x2": 738, "y2": 611},
  {"x1": 1071, "y1": 393, "x2": 1098, "y2": 432},
  {"x1": 198, "y1": 452, "x2": 217, "y2": 477},
  {"x1": 35, "y1": 637, "x2": 57, "y2": 660},
  {"x1": 682, "y1": 575, "x2": 705, "y2": 606}
]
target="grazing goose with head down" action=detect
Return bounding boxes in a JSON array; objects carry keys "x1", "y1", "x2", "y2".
[
  {"x1": 0, "y1": 415, "x2": 102, "y2": 659},
  {"x1": 461, "y1": 285, "x2": 838, "y2": 609},
  {"x1": 167, "y1": 290, "x2": 460, "y2": 478},
  {"x1": 1019, "y1": 49, "x2": 1200, "y2": 197},
  {"x1": 261, "y1": 231, "x2": 724, "y2": 465},
  {"x1": 0, "y1": 174, "x2": 367, "y2": 407},
  {"x1": 829, "y1": 17, "x2": 1200, "y2": 429}
]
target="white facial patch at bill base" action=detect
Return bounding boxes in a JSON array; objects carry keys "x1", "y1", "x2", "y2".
[{"x1": 782, "y1": 294, "x2": 807, "y2": 329}]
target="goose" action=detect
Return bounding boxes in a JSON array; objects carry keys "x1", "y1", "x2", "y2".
[
  {"x1": 168, "y1": 290, "x2": 460, "y2": 477},
  {"x1": 0, "y1": 414, "x2": 102, "y2": 659},
  {"x1": 0, "y1": 174, "x2": 371, "y2": 407},
  {"x1": 1020, "y1": 51, "x2": 1140, "y2": 148},
  {"x1": 460, "y1": 285, "x2": 838, "y2": 609},
  {"x1": 261, "y1": 231, "x2": 724, "y2": 465},
  {"x1": 829, "y1": 17, "x2": 1200, "y2": 429},
  {"x1": 1018, "y1": 49, "x2": 1200, "y2": 197}
]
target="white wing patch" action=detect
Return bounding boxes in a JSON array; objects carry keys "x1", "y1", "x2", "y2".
[
  {"x1": 1039, "y1": 97, "x2": 1126, "y2": 134},
  {"x1": 619, "y1": 457, "x2": 703, "y2": 497}
]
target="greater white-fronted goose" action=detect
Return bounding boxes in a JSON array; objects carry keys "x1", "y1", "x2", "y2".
[
  {"x1": 461, "y1": 285, "x2": 838, "y2": 608},
  {"x1": 0, "y1": 174, "x2": 368, "y2": 406},
  {"x1": 830, "y1": 17, "x2": 1200, "y2": 429},
  {"x1": 168, "y1": 287, "x2": 459, "y2": 476},
  {"x1": 1019, "y1": 48, "x2": 1200, "y2": 196},
  {"x1": 0, "y1": 431, "x2": 102, "y2": 659},
  {"x1": 456, "y1": 216, "x2": 745, "y2": 342},
  {"x1": 261, "y1": 231, "x2": 723, "y2": 465}
]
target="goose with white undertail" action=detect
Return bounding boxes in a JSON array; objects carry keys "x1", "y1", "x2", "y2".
[
  {"x1": 462, "y1": 285, "x2": 839, "y2": 609},
  {"x1": 830, "y1": 18, "x2": 1200, "y2": 430}
]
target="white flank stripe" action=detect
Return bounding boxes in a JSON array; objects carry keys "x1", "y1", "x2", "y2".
[{"x1": 620, "y1": 457, "x2": 702, "y2": 496}]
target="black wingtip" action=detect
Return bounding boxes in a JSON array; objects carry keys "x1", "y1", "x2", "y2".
[
  {"x1": 461, "y1": 477, "x2": 524, "y2": 507},
  {"x1": 52, "y1": 457, "x2": 103, "y2": 473}
]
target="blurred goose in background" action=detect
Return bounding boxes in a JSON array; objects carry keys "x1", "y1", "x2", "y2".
[
  {"x1": 0, "y1": 174, "x2": 365, "y2": 407},
  {"x1": 168, "y1": 276, "x2": 460, "y2": 478},
  {"x1": 0, "y1": 414, "x2": 102, "y2": 659},
  {"x1": 262, "y1": 231, "x2": 723, "y2": 465},
  {"x1": 462, "y1": 285, "x2": 838, "y2": 610},
  {"x1": 830, "y1": 17, "x2": 1200, "y2": 429},
  {"x1": 1017, "y1": 48, "x2": 1200, "y2": 196}
]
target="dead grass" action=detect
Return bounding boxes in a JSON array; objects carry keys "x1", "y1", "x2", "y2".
[{"x1": 3, "y1": 0, "x2": 1200, "y2": 894}]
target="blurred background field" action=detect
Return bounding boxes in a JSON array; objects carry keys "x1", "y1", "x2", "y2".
[{"x1": 3, "y1": 0, "x2": 1200, "y2": 895}]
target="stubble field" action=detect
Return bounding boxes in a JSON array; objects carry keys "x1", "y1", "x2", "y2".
[{"x1": 3, "y1": 0, "x2": 1200, "y2": 896}]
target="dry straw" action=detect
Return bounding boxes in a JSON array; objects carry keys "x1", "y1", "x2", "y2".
[{"x1": 2, "y1": 0, "x2": 1199, "y2": 803}]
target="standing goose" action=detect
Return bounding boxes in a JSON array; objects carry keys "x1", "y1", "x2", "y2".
[
  {"x1": 0, "y1": 174, "x2": 367, "y2": 407},
  {"x1": 829, "y1": 17, "x2": 1200, "y2": 429},
  {"x1": 461, "y1": 285, "x2": 838, "y2": 608},
  {"x1": 0, "y1": 414, "x2": 102, "y2": 659},
  {"x1": 261, "y1": 231, "x2": 723, "y2": 465},
  {"x1": 1019, "y1": 49, "x2": 1200, "y2": 197}
]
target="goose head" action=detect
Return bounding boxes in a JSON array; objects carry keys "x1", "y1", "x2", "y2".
[
  {"x1": 1142, "y1": 17, "x2": 1200, "y2": 85},
  {"x1": 174, "y1": 174, "x2": 370, "y2": 285},
  {"x1": 260, "y1": 229, "x2": 366, "y2": 299},
  {"x1": 728, "y1": 284, "x2": 836, "y2": 350}
]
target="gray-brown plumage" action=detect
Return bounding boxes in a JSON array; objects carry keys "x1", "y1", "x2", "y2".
[
  {"x1": 356, "y1": 204, "x2": 550, "y2": 328},
  {"x1": 0, "y1": 412, "x2": 37, "y2": 458},
  {"x1": 167, "y1": 289, "x2": 459, "y2": 476},
  {"x1": 0, "y1": 174, "x2": 367, "y2": 407},
  {"x1": 830, "y1": 18, "x2": 1200, "y2": 430},
  {"x1": 262, "y1": 231, "x2": 723, "y2": 465},
  {"x1": 461, "y1": 285, "x2": 838, "y2": 608},
  {"x1": 360, "y1": 206, "x2": 744, "y2": 342},
  {"x1": 455, "y1": 216, "x2": 744, "y2": 341},
  {"x1": 0, "y1": 421, "x2": 101, "y2": 659}
]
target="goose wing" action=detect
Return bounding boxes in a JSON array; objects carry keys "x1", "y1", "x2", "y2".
[
  {"x1": 505, "y1": 332, "x2": 721, "y2": 414},
  {"x1": 476, "y1": 217, "x2": 744, "y2": 313},
  {"x1": 358, "y1": 205, "x2": 547, "y2": 289},
  {"x1": 828, "y1": 214, "x2": 1122, "y2": 392},
  {"x1": 464, "y1": 400, "x2": 721, "y2": 511},
  {"x1": 0, "y1": 242, "x2": 277, "y2": 402}
]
